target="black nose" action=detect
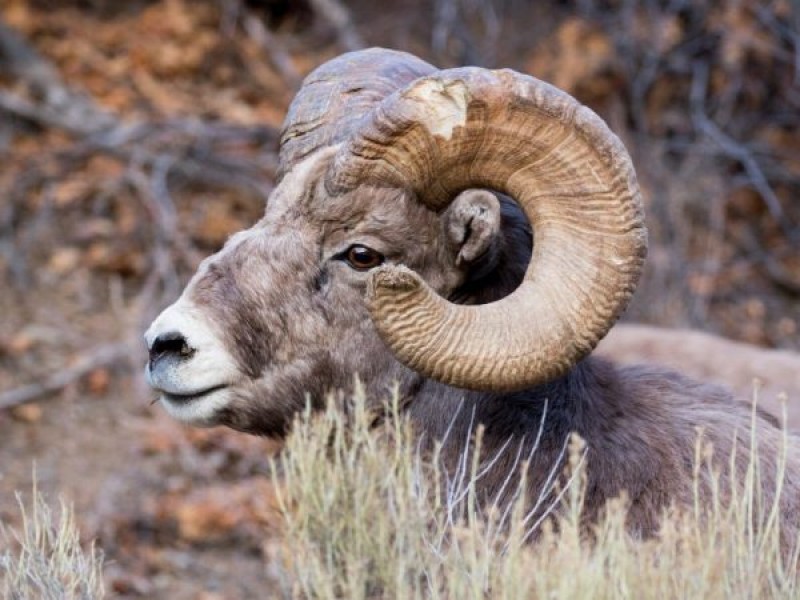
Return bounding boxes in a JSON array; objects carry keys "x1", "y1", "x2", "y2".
[{"x1": 149, "y1": 331, "x2": 193, "y2": 366}]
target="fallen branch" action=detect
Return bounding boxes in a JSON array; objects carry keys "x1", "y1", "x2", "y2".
[{"x1": 0, "y1": 342, "x2": 133, "y2": 411}]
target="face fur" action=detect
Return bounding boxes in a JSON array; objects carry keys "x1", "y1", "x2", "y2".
[{"x1": 144, "y1": 154, "x2": 469, "y2": 435}]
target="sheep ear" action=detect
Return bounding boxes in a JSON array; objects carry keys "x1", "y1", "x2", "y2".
[{"x1": 443, "y1": 190, "x2": 501, "y2": 268}]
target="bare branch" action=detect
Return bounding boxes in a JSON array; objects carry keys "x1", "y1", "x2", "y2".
[
  {"x1": 308, "y1": 0, "x2": 364, "y2": 52},
  {"x1": 0, "y1": 88, "x2": 112, "y2": 137},
  {"x1": 0, "y1": 342, "x2": 133, "y2": 411},
  {"x1": 0, "y1": 19, "x2": 118, "y2": 135},
  {"x1": 733, "y1": 226, "x2": 800, "y2": 298},
  {"x1": 241, "y1": 10, "x2": 302, "y2": 91},
  {"x1": 690, "y1": 61, "x2": 800, "y2": 244},
  {"x1": 0, "y1": 20, "x2": 60, "y2": 89}
]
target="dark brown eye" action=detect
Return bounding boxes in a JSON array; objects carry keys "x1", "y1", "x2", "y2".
[{"x1": 345, "y1": 245, "x2": 384, "y2": 271}]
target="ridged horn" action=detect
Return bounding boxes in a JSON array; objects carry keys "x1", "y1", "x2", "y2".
[
  {"x1": 326, "y1": 66, "x2": 648, "y2": 392},
  {"x1": 278, "y1": 48, "x2": 435, "y2": 180}
]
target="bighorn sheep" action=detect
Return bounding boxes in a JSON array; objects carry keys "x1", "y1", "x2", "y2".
[{"x1": 144, "y1": 49, "x2": 800, "y2": 540}]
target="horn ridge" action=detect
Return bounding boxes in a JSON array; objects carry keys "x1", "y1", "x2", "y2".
[{"x1": 328, "y1": 65, "x2": 647, "y2": 392}]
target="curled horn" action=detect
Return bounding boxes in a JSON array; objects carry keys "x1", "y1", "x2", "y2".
[{"x1": 326, "y1": 64, "x2": 647, "y2": 391}]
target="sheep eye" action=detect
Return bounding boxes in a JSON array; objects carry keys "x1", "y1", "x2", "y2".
[{"x1": 345, "y1": 245, "x2": 384, "y2": 271}]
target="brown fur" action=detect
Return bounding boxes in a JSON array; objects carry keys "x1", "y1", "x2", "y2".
[{"x1": 175, "y1": 152, "x2": 800, "y2": 544}]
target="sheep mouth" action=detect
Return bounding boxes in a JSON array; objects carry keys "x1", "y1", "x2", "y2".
[{"x1": 160, "y1": 384, "x2": 229, "y2": 405}]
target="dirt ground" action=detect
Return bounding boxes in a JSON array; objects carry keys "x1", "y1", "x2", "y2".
[
  {"x1": 1, "y1": 373, "x2": 283, "y2": 597},
  {"x1": 1, "y1": 0, "x2": 799, "y2": 597}
]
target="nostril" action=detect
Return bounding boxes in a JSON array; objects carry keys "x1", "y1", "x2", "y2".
[{"x1": 149, "y1": 331, "x2": 193, "y2": 364}]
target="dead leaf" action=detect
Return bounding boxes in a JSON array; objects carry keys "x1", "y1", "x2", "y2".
[
  {"x1": 47, "y1": 247, "x2": 82, "y2": 275},
  {"x1": 87, "y1": 368, "x2": 111, "y2": 395},
  {"x1": 525, "y1": 18, "x2": 616, "y2": 97},
  {"x1": 6, "y1": 331, "x2": 35, "y2": 355},
  {"x1": 11, "y1": 403, "x2": 43, "y2": 423},
  {"x1": 158, "y1": 478, "x2": 278, "y2": 546}
]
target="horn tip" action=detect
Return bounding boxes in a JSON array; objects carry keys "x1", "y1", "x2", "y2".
[{"x1": 367, "y1": 265, "x2": 422, "y2": 298}]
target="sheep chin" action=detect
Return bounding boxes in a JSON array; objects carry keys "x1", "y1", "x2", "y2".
[{"x1": 158, "y1": 386, "x2": 232, "y2": 427}]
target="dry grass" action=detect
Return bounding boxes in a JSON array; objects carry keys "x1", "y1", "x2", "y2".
[
  {"x1": 1, "y1": 390, "x2": 797, "y2": 599},
  {"x1": 273, "y1": 390, "x2": 800, "y2": 599},
  {"x1": 0, "y1": 484, "x2": 104, "y2": 600}
]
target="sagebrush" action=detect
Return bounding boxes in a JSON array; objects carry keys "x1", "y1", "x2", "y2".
[
  {"x1": 274, "y1": 390, "x2": 799, "y2": 599},
  {"x1": 0, "y1": 485, "x2": 104, "y2": 600}
]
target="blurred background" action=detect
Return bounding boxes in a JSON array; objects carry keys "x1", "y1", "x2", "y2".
[{"x1": 1, "y1": 0, "x2": 798, "y2": 596}]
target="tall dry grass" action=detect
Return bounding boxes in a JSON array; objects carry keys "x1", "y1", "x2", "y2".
[
  {"x1": 273, "y1": 390, "x2": 799, "y2": 599},
  {"x1": 0, "y1": 485, "x2": 104, "y2": 600},
  {"x1": 2, "y1": 389, "x2": 797, "y2": 599}
]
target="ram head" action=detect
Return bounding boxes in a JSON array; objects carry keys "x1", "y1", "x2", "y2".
[{"x1": 144, "y1": 48, "x2": 647, "y2": 435}]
